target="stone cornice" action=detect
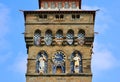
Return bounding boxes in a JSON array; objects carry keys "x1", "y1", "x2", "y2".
[{"x1": 26, "y1": 73, "x2": 92, "y2": 77}]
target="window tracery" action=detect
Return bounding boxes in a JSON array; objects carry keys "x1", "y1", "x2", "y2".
[
  {"x1": 34, "y1": 30, "x2": 41, "y2": 46},
  {"x1": 44, "y1": 30, "x2": 53, "y2": 46},
  {"x1": 55, "y1": 30, "x2": 63, "y2": 45},
  {"x1": 66, "y1": 29, "x2": 74, "y2": 45},
  {"x1": 78, "y1": 30, "x2": 85, "y2": 45}
]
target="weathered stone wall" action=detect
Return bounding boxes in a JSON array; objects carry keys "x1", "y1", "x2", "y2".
[
  {"x1": 26, "y1": 74, "x2": 92, "y2": 82},
  {"x1": 24, "y1": 12, "x2": 94, "y2": 82}
]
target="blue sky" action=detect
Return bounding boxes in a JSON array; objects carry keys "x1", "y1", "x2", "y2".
[{"x1": 0, "y1": 0, "x2": 120, "y2": 82}]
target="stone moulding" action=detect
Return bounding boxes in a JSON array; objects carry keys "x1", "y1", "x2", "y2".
[{"x1": 26, "y1": 73, "x2": 92, "y2": 77}]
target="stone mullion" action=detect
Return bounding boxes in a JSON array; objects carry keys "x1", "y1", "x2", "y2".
[
  {"x1": 47, "y1": 59, "x2": 52, "y2": 73},
  {"x1": 66, "y1": 58, "x2": 70, "y2": 73}
]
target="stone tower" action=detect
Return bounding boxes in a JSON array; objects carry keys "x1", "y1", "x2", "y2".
[{"x1": 23, "y1": 0, "x2": 96, "y2": 82}]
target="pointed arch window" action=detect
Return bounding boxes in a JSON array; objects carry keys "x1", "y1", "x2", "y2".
[
  {"x1": 44, "y1": 30, "x2": 53, "y2": 46},
  {"x1": 78, "y1": 29, "x2": 85, "y2": 45},
  {"x1": 34, "y1": 30, "x2": 41, "y2": 46},
  {"x1": 66, "y1": 29, "x2": 74, "y2": 45},
  {"x1": 36, "y1": 51, "x2": 48, "y2": 73},
  {"x1": 70, "y1": 50, "x2": 82, "y2": 73}
]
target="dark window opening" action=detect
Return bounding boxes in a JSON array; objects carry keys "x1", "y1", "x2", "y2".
[
  {"x1": 60, "y1": 15, "x2": 64, "y2": 19},
  {"x1": 76, "y1": 15, "x2": 80, "y2": 19},
  {"x1": 72, "y1": 15, "x2": 75, "y2": 19},
  {"x1": 39, "y1": 15, "x2": 47, "y2": 19},
  {"x1": 44, "y1": 15, "x2": 47, "y2": 19},
  {"x1": 55, "y1": 15, "x2": 59, "y2": 19},
  {"x1": 72, "y1": 15, "x2": 80, "y2": 19},
  {"x1": 39, "y1": 15, "x2": 43, "y2": 18},
  {"x1": 55, "y1": 15, "x2": 64, "y2": 19}
]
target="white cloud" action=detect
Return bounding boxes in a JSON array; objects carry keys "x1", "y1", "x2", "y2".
[
  {"x1": 0, "y1": 3, "x2": 26, "y2": 75},
  {"x1": 0, "y1": 3, "x2": 9, "y2": 38},
  {"x1": 92, "y1": 42, "x2": 119, "y2": 73},
  {"x1": 82, "y1": 5, "x2": 120, "y2": 75},
  {"x1": 82, "y1": 5, "x2": 100, "y2": 10},
  {"x1": 82, "y1": 5, "x2": 111, "y2": 33},
  {"x1": 82, "y1": 5, "x2": 119, "y2": 72},
  {"x1": 0, "y1": 52, "x2": 12, "y2": 64},
  {"x1": 0, "y1": 3, "x2": 10, "y2": 51},
  {"x1": 8, "y1": 52, "x2": 27, "y2": 74}
]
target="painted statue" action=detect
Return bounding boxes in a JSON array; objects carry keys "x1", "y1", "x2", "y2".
[
  {"x1": 38, "y1": 54, "x2": 47, "y2": 73},
  {"x1": 70, "y1": 51, "x2": 82, "y2": 73},
  {"x1": 36, "y1": 52, "x2": 48, "y2": 74},
  {"x1": 73, "y1": 53, "x2": 81, "y2": 73}
]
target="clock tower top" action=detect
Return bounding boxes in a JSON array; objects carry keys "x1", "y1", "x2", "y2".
[{"x1": 38, "y1": 0, "x2": 82, "y2": 10}]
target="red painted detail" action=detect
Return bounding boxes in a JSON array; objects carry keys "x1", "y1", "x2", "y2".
[{"x1": 39, "y1": 0, "x2": 82, "y2": 9}]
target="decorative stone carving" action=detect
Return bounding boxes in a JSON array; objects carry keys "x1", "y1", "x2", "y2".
[
  {"x1": 66, "y1": 30, "x2": 74, "y2": 45},
  {"x1": 73, "y1": 54, "x2": 81, "y2": 73},
  {"x1": 55, "y1": 30, "x2": 63, "y2": 45},
  {"x1": 34, "y1": 30, "x2": 41, "y2": 46},
  {"x1": 70, "y1": 51, "x2": 82, "y2": 73},
  {"x1": 36, "y1": 51, "x2": 48, "y2": 74},
  {"x1": 77, "y1": 38, "x2": 84, "y2": 45},
  {"x1": 77, "y1": 30, "x2": 85, "y2": 45},
  {"x1": 44, "y1": 30, "x2": 53, "y2": 46},
  {"x1": 52, "y1": 51, "x2": 65, "y2": 74}
]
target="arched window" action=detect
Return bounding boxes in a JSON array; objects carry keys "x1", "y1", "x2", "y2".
[
  {"x1": 36, "y1": 51, "x2": 48, "y2": 73},
  {"x1": 65, "y1": 2, "x2": 69, "y2": 9},
  {"x1": 55, "y1": 30, "x2": 63, "y2": 45},
  {"x1": 34, "y1": 30, "x2": 41, "y2": 46},
  {"x1": 51, "y1": 2, "x2": 55, "y2": 9},
  {"x1": 58, "y1": 2, "x2": 62, "y2": 9},
  {"x1": 71, "y1": 2, "x2": 76, "y2": 9},
  {"x1": 56, "y1": 30, "x2": 63, "y2": 39},
  {"x1": 44, "y1": 2, "x2": 48, "y2": 9},
  {"x1": 60, "y1": 14, "x2": 64, "y2": 19},
  {"x1": 66, "y1": 29, "x2": 74, "y2": 45},
  {"x1": 78, "y1": 29, "x2": 85, "y2": 45},
  {"x1": 44, "y1": 30, "x2": 53, "y2": 45},
  {"x1": 52, "y1": 51, "x2": 66, "y2": 74},
  {"x1": 70, "y1": 50, "x2": 82, "y2": 73}
]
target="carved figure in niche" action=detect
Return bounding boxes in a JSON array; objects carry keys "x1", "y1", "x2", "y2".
[
  {"x1": 52, "y1": 51, "x2": 65, "y2": 74},
  {"x1": 73, "y1": 53, "x2": 81, "y2": 73},
  {"x1": 38, "y1": 54, "x2": 46, "y2": 73},
  {"x1": 70, "y1": 51, "x2": 82, "y2": 73},
  {"x1": 36, "y1": 52, "x2": 48, "y2": 74}
]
